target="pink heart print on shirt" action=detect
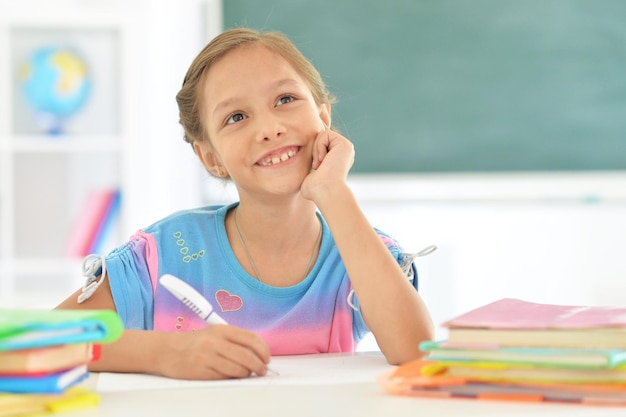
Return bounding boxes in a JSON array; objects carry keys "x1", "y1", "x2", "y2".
[{"x1": 215, "y1": 290, "x2": 243, "y2": 312}]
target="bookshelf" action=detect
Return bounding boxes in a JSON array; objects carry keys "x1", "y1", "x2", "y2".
[{"x1": 0, "y1": 0, "x2": 218, "y2": 304}]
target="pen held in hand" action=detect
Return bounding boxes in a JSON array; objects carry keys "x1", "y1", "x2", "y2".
[
  {"x1": 160, "y1": 274, "x2": 227, "y2": 325},
  {"x1": 159, "y1": 274, "x2": 278, "y2": 376}
]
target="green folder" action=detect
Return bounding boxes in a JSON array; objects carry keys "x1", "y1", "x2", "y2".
[{"x1": 0, "y1": 309, "x2": 123, "y2": 351}]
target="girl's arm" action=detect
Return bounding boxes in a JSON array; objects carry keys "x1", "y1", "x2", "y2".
[
  {"x1": 302, "y1": 129, "x2": 434, "y2": 365},
  {"x1": 56, "y1": 277, "x2": 272, "y2": 379}
]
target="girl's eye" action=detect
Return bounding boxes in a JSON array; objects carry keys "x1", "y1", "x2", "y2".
[
  {"x1": 226, "y1": 113, "x2": 245, "y2": 125},
  {"x1": 276, "y1": 95, "x2": 295, "y2": 106}
]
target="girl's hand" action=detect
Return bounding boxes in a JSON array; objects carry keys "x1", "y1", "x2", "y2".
[
  {"x1": 157, "y1": 325, "x2": 271, "y2": 380},
  {"x1": 301, "y1": 128, "x2": 355, "y2": 202}
]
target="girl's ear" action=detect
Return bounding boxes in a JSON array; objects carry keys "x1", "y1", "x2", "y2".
[
  {"x1": 193, "y1": 141, "x2": 228, "y2": 178},
  {"x1": 319, "y1": 102, "x2": 331, "y2": 129}
]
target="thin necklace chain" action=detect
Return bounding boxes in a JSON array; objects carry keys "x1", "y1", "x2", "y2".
[{"x1": 233, "y1": 206, "x2": 322, "y2": 283}]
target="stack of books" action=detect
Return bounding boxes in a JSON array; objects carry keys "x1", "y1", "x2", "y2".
[
  {"x1": 0, "y1": 309, "x2": 123, "y2": 416},
  {"x1": 379, "y1": 298, "x2": 626, "y2": 405}
]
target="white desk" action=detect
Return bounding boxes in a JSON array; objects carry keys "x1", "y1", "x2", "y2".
[{"x1": 66, "y1": 353, "x2": 625, "y2": 417}]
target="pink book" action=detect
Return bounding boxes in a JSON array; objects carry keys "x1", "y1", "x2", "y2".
[
  {"x1": 443, "y1": 298, "x2": 626, "y2": 330},
  {"x1": 64, "y1": 189, "x2": 117, "y2": 257},
  {"x1": 88, "y1": 189, "x2": 121, "y2": 254}
]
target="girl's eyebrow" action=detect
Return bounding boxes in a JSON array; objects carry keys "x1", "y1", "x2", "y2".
[
  {"x1": 269, "y1": 78, "x2": 300, "y2": 91},
  {"x1": 213, "y1": 97, "x2": 240, "y2": 119}
]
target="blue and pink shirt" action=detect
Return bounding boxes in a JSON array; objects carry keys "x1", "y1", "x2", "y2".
[{"x1": 105, "y1": 203, "x2": 417, "y2": 355}]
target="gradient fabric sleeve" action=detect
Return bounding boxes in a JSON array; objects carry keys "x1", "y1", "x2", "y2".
[{"x1": 106, "y1": 232, "x2": 158, "y2": 330}]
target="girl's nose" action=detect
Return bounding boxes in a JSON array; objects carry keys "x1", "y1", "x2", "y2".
[{"x1": 254, "y1": 112, "x2": 286, "y2": 142}]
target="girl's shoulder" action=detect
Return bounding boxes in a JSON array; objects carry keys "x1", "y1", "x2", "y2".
[
  {"x1": 143, "y1": 204, "x2": 233, "y2": 233},
  {"x1": 373, "y1": 227, "x2": 404, "y2": 252}
]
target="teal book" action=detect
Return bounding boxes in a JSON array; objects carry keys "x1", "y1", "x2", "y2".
[
  {"x1": 0, "y1": 364, "x2": 88, "y2": 394},
  {"x1": 421, "y1": 340, "x2": 626, "y2": 369},
  {"x1": 0, "y1": 309, "x2": 123, "y2": 351}
]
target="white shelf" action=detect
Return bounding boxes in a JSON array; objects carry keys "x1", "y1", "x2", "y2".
[
  {"x1": 0, "y1": 2, "x2": 129, "y2": 302},
  {"x1": 0, "y1": 0, "x2": 124, "y2": 304},
  {"x1": 11, "y1": 257, "x2": 82, "y2": 275},
  {"x1": 2, "y1": 135, "x2": 123, "y2": 153},
  {"x1": 0, "y1": 0, "x2": 220, "y2": 304}
]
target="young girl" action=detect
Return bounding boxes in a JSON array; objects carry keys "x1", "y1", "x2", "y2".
[{"x1": 57, "y1": 28, "x2": 434, "y2": 380}]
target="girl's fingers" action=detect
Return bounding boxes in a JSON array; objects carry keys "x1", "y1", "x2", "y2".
[
  {"x1": 169, "y1": 326, "x2": 271, "y2": 380},
  {"x1": 312, "y1": 128, "x2": 331, "y2": 169},
  {"x1": 223, "y1": 326, "x2": 272, "y2": 363},
  {"x1": 212, "y1": 342, "x2": 269, "y2": 377},
  {"x1": 219, "y1": 326, "x2": 272, "y2": 375}
]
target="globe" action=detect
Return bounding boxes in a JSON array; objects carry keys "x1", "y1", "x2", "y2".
[{"x1": 19, "y1": 45, "x2": 91, "y2": 134}]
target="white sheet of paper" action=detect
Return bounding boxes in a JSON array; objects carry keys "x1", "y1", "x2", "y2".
[{"x1": 96, "y1": 352, "x2": 393, "y2": 392}]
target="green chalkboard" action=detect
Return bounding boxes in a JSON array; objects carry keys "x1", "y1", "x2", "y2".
[{"x1": 224, "y1": 0, "x2": 626, "y2": 173}]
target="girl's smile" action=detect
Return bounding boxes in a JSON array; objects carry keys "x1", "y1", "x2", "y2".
[{"x1": 256, "y1": 146, "x2": 301, "y2": 167}]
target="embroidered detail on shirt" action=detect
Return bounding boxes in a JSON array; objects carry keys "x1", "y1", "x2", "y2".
[
  {"x1": 215, "y1": 290, "x2": 243, "y2": 312},
  {"x1": 175, "y1": 316, "x2": 184, "y2": 331},
  {"x1": 174, "y1": 316, "x2": 197, "y2": 332},
  {"x1": 172, "y1": 231, "x2": 206, "y2": 263}
]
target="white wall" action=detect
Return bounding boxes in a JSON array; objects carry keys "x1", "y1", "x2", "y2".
[
  {"x1": 350, "y1": 173, "x2": 626, "y2": 341},
  {"x1": 123, "y1": 0, "x2": 222, "y2": 229}
]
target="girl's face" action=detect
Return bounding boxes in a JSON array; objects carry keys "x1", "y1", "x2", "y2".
[{"x1": 195, "y1": 44, "x2": 331, "y2": 200}]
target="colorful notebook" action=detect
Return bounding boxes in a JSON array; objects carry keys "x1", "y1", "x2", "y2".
[
  {"x1": 0, "y1": 365, "x2": 88, "y2": 394},
  {"x1": 64, "y1": 188, "x2": 120, "y2": 258},
  {"x1": 0, "y1": 387, "x2": 99, "y2": 416},
  {"x1": 421, "y1": 340, "x2": 626, "y2": 369},
  {"x1": 381, "y1": 299, "x2": 626, "y2": 406},
  {"x1": 0, "y1": 343, "x2": 99, "y2": 375},
  {"x1": 0, "y1": 309, "x2": 123, "y2": 351},
  {"x1": 89, "y1": 189, "x2": 121, "y2": 254},
  {"x1": 425, "y1": 360, "x2": 626, "y2": 384},
  {"x1": 443, "y1": 298, "x2": 626, "y2": 349},
  {"x1": 443, "y1": 298, "x2": 626, "y2": 329},
  {"x1": 378, "y1": 359, "x2": 626, "y2": 406}
]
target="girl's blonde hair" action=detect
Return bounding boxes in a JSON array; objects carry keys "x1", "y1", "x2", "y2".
[{"x1": 176, "y1": 27, "x2": 336, "y2": 147}]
